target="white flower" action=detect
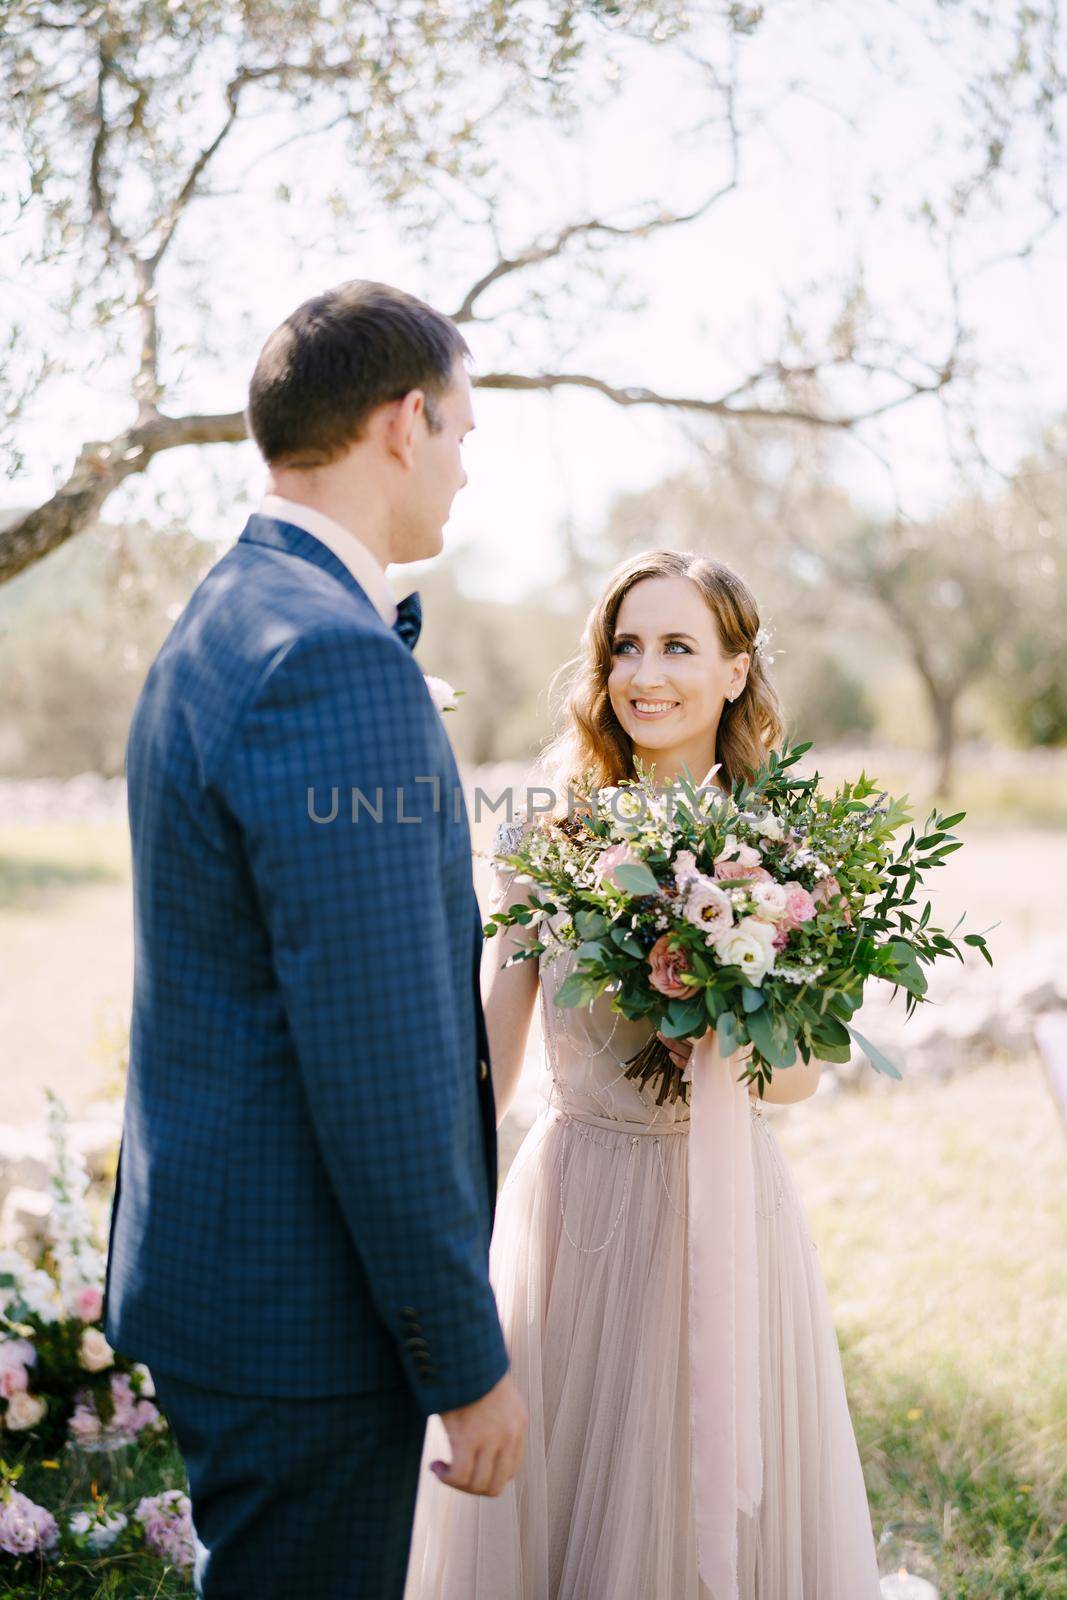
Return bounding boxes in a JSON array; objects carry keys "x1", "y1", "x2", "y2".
[
  {"x1": 17, "y1": 1272, "x2": 59, "y2": 1324},
  {"x1": 754, "y1": 812, "x2": 785, "y2": 842},
  {"x1": 423, "y1": 675, "x2": 459, "y2": 713},
  {"x1": 4, "y1": 1390, "x2": 47, "y2": 1431},
  {"x1": 712, "y1": 916, "x2": 778, "y2": 984},
  {"x1": 714, "y1": 833, "x2": 762, "y2": 868},
  {"x1": 78, "y1": 1328, "x2": 114, "y2": 1373},
  {"x1": 70, "y1": 1509, "x2": 128, "y2": 1552},
  {"x1": 607, "y1": 789, "x2": 646, "y2": 823},
  {"x1": 751, "y1": 880, "x2": 790, "y2": 921},
  {"x1": 132, "y1": 1363, "x2": 155, "y2": 1398}
]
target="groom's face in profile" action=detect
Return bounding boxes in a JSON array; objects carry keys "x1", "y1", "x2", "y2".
[{"x1": 397, "y1": 357, "x2": 475, "y2": 563}]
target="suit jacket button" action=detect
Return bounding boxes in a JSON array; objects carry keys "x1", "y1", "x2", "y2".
[{"x1": 478, "y1": 1058, "x2": 489, "y2": 1081}]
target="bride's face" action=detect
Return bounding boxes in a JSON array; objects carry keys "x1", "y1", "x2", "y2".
[{"x1": 606, "y1": 575, "x2": 748, "y2": 759}]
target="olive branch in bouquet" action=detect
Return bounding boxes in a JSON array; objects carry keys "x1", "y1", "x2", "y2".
[{"x1": 485, "y1": 742, "x2": 994, "y2": 1101}]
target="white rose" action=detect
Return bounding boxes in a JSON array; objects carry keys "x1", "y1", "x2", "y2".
[
  {"x1": 755, "y1": 812, "x2": 785, "y2": 842},
  {"x1": 4, "y1": 1390, "x2": 47, "y2": 1431},
  {"x1": 79, "y1": 1328, "x2": 114, "y2": 1373},
  {"x1": 132, "y1": 1363, "x2": 155, "y2": 1398},
  {"x1": 713, "y1": 916, "x2": 778, "y2": 983},
  {"x1": 751, "y1": 881, "x2": 789, "y2": 921},
  {"x1": 423, "y1": 675, "x2": 459, "y2": 713}
]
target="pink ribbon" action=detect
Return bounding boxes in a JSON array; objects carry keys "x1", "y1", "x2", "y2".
[{"x1": 686, "y1": 1030, "x2": 763, "y2": 1599}]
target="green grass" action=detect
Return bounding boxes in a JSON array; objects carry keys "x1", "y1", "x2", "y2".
[
  {"x1": 776, "y1": 1054, "x2": 1067, "y2": 1597},
  {"x1": 0, "y1": 824, "x2": 127, "y2": 913}
]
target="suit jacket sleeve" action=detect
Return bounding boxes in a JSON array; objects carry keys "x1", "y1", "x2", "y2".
[{"x1": 222, "y1": 621, "x2": 509, "y2": 1416}]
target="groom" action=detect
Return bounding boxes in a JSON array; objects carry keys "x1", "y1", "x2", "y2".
[{"x1": 103, "y1": 280, "x2": 527, "y2": 1598}]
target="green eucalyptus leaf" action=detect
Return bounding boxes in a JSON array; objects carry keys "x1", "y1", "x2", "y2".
[
  {"x1": 555, "y1": 971, "x2": 595, "y2": 1009},
  {"x1": 846, "y1": 1023, "x2": 903, "y2": 1079},
  {"x1": 717, "y1": 1010, "x2": 742, "y2": 1056},
  {"x1": 612, "y1": 861, "x2": 662, "y2": 897},
  {"x1": 747, "y1": 1004, "x2": 797, "y2": 1068},
  {"x1": 660, "y1": 997, "x2": 707, "y2": 1038}
]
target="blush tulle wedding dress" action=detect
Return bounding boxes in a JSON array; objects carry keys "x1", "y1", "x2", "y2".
[{"x1": 403, "y1": 823, "x2": 884, "y2": 1600}]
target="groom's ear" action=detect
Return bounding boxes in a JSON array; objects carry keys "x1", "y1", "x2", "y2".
[{"x1": 380, "y1": 387, "x2": 427, "y2": 472}]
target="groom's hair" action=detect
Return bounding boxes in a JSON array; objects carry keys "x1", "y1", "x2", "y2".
[{"x1": 246, "y1": 280, "x2": 470, "y2": 468}]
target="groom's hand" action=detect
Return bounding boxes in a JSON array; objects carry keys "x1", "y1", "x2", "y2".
[{"x1": 431, "y1": 1372, "x2": 528, "y2": 1497}]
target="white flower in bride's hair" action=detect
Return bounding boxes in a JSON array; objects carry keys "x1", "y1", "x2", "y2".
[
  {"x1": 423, "y1": 675, "x2": 460, "y2": 713},
  {"x1": 753, "y1": 625, "x2": 775, "y2": 663}
]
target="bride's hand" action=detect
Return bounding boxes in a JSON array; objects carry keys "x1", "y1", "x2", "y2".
[
  {"x1": 655, "y1": 1032, "x2": 693, "y2": 1072},
  {"x1": 655, "y1": 1032, "x2": 756, "y2": 1071}
]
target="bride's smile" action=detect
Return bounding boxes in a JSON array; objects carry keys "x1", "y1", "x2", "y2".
[{"x1": 607, "y1": 572, "x2": 749, "y2": 784}]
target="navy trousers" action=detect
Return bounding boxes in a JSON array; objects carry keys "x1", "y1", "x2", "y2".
[{"x1": 154, "y1": 1373, "x2": 426, "y2": 1599}]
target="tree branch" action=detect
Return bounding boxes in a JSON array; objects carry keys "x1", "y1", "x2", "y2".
[
  {"x1": 451, "y1": 186, "x2": 736, "y2": 325},
  {"x1": 0, "y1": 409, "x2": 247, "y2": 584},
  {"x1": 473, "y1": 356, "x2": 956, "y2": 429},
  {"x1": 88, "y1": 43, "x2": 129, "y2": 255}
]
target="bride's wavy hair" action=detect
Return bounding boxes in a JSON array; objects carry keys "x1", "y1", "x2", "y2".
[{"x1": 541, "y1": 549, "x2": 784, "y2": 816}]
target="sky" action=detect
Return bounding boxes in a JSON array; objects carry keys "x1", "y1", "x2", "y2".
[{"x1": 4, "y1": 2, "x2": 1065, "y2": 601}]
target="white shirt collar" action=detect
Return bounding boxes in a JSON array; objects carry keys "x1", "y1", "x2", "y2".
[{"x1": 259, "y1": 494, "x2": 398, "y2": 627}]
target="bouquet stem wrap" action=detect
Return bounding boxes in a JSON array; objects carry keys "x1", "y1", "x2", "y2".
[{"x1": 687, "y1": 1031, "x2": 763, "y2": 1600}]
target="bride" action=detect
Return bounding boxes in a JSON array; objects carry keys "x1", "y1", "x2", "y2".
[{"x1": 404, "y1": 549, "x2": 884, "y2": 1600}]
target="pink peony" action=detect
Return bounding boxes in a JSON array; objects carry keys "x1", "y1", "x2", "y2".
[
  {"x1": 812, "y1": 873, "x2": 853, "y2": 926},
  {"x1": 647, "y1": 934, "x2": 695, "y2": 999},
  {"x1": 74, "y1": 1285, "x2": 104, "y2": 1323}
]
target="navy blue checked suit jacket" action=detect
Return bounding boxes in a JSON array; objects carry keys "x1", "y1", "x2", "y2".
[{"x1": 104, "y1": 513, "x2": 509, "y2": 1417}]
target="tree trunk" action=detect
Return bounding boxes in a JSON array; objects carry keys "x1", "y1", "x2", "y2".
[{"x1": 929, "y1": 686, "x2": 957, "y2": 798}]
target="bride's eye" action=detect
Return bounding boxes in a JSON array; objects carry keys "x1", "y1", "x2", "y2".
[
  {"x1": 611, "y1": 640, "x2": 638, "y2": 655},
  {"x1": 664, "y1": 640, "x2": 693, "y2": 654}
]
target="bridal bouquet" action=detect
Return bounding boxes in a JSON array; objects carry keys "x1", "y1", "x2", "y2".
[{"x1": 486, "y1": 743, "x2": 992, "y2": 1102}]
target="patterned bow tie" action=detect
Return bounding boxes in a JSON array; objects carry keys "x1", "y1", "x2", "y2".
[{"x1": 392, "y1": 591, "x2": 422, "y2": 652}]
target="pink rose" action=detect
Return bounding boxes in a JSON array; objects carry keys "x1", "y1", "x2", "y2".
[
  {"x1": 594, "y1": 842, "x2": 645, "y2": 890},
  {"x1": 646, "y1": 934, "x2": 695, "y2": 999},
  {"x1": 0, "y1": 1340, "x2": 35, "y2": 1398},
  {"x1": 812, "y1": 874, "x2": 853, "y2": 926},
  {"x1": 1, "y1": 1365, "x2": 29, "y2": 1398},
  {"x1": 782, "y1": 882, "x2": 816, "y2": 926},
  {"x1": 714, "y1": 860, "x2": 772, "y2": 885},
  {"x1": 0, "y1": 1339, "x2": 35, "y2": 1373},
  {"x1": 74, "y1": 1285, "x2": 104, "y2": 1323}
]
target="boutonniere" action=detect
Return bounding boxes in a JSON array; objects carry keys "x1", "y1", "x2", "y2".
[{"x1": 423, "y1": 675, "x2": 463, "y2": 714}]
